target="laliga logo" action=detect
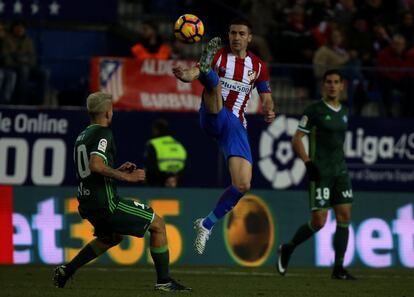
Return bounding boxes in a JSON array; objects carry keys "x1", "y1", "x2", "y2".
[{"x1": 258, "y1": 115, "x2": 308, "y2": 189}]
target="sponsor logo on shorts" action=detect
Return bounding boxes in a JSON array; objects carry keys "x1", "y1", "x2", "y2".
[{"x1": 342, "y1": 190, "x2": 353, "y2": 198}]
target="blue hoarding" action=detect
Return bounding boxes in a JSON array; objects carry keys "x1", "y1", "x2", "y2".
[
  {"x1": 0, "y1": 0, "x2": 118, "y2": 22},
  {"x1": 0, "y1": 107, "x2": 413, "y2": 191}
]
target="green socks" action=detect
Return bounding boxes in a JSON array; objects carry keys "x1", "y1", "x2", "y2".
[
  {"x1": 150, "y1": 245, "x2": 170, "y2": 283},
  {"x1": 288, "y1": 222, "x2": 317, "y2": 248},
  {"x1": 287, "y1": 221, "x2": 349, "y2": 268},
  {"x1": 67, "y1": 240, "x2": 104, "y2": 274},
  {"x1": 334, "y1": 223, "x2": 349, "y2": 267}
]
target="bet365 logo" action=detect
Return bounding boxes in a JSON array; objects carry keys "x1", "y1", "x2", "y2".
[{"x1": 258, "y1": 115, "x2": 307, "y2": 189}]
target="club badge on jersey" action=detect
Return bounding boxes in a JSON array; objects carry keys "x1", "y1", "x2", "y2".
[{"x1": 98, "y1": 139, "x2": 107, "y2": 153}]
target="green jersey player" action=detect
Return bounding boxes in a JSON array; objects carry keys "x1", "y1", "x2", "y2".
[
  {"x1": 53, "y1": 92, "x2": 191, "y2": 292},
  {"x1": 277, "y1": 69, "x2": 356, "y2": 280}
]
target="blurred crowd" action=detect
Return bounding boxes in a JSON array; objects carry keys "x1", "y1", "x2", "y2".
[
  {"x1": 0, "y1": 20, "x2": 48, "y2": 106},
  {"x1": 140, "y1": 0, "x2": 414, "y2": 116},
  {"x1": 1, "y1": 0, "x2": 414, "y2": 117},
  {"x1": 261, "y1": 0, "x2": 414, "y2": 117}
]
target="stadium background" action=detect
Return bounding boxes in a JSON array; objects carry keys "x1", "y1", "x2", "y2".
[{"x1": 0, "y1": 1, "x2": 413, "y2": 295}]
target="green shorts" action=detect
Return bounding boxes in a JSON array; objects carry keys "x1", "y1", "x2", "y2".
[
  {"x1": 309, "y1": 173, "x2": 353, "y2": 211},
  {"x1": 87, "y1": 198, "x2": 155, "y2": 238}
]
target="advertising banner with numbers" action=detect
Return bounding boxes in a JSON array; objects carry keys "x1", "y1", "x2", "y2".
[
  {"x1": 0, "y1": 107, "x2": 413, "y2": 191},
  {"x1": 0, "y1": 107, "x2": 217, "y2": 187},
  {"x1": 1, "y1": 186, "x2": 413, "y2": 268}
]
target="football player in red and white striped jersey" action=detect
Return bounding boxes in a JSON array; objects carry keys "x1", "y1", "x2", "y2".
[{"x1": 173, "y1": 18, "x2": 275, "y2": 255}]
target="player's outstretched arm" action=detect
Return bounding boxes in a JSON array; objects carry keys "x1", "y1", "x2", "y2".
[
  {"x1": 172, "y1": 65, "x2": 200, "y2": 82},
  {"x1": 90, "y1": 155, "x2": 145, "y2": 183}
]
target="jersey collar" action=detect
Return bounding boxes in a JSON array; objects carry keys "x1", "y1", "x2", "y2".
[
  {"x1": 322, "y1": 99, "x2": 342, "y2": 112},
  {"x1": 87, "y1": 123, "x2": 103, "y2": 128}
]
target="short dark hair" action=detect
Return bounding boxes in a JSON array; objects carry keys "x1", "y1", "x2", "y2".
[
  {"x1": 142, "y1": 19, "x2": 158, "y2": 31},
  {"x1": 152, "y1": 118, "x2": 170, "y2": 136},
  {"x1": 323, "y1": 69, "x2": 344, "y2": 81},
  {"x1": 229, "y1": 18, "x2": 253, "y2": 33}
]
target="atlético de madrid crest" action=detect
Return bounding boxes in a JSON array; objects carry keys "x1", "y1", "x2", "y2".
[{"x1": 248, "y1": 70, "x2": 257, "y2": 83}]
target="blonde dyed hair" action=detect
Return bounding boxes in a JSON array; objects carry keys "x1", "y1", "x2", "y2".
[{"x1": 87, "y1": 92, "x2": 112, "y2": 114}]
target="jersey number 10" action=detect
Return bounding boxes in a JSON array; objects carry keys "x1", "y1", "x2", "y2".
[{"x1": 76, "y1": 144, "x2": 91, "y2": 178}]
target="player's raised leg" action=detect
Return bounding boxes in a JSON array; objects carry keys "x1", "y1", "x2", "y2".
[
  {"x1": 150, "y1": 215, "x2": 192, "y2": 291},
  {"x1": 198, "y1": 37, "x2": 222, "y2": 113}
]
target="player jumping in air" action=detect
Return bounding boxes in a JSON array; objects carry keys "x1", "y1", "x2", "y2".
[
  {"x1": 173, "y1": 18, "x2": 276, "y2": 255},
  {"x1": 277, "y1": 69, "x2": 356, "y2": 280},
  {"x1": 53, "y1": 92, "x2": 191, "y2": 292}
]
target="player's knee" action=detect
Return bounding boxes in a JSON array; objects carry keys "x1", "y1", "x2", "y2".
[
  {"x1": 337, "y1": 214, "x2": 351, "y2": 224},
  {"x1": 311, "y1": 210, "x2": 328, "y2": 231},
  {"x1": 335, "y1": 208, "x2": 352, "y2": 223},
  {"x1": 311, "y1": 219, "x2": 326, "y2": 231},
  {"x1": 234, "y1": 182, "x2": 251, "y2": 193},
  {"x1": 312, "y1": 222, "x2": 325, "y2": 231},
  {"x1": 150, "y1": 214, "x2": 166, "y2": 234}
]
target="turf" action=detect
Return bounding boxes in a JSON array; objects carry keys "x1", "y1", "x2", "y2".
[{"x1": 0, "y1": 265, "x2": 413, "y2": 297}]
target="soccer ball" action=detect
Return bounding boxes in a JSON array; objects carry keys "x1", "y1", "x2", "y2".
[{"x1": 174, "y1": 14, "x2": 204, "y2": 44}]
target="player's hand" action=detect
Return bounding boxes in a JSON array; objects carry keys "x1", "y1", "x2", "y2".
[
  {"x1": 305, "y1": 161, "x2": 320, "y2": 181},
  {"x1": 172, "y1": 66, "x2": 196, "y2": 82},
  {"x1": 264, "y1": 109, "x2": 276, "y2": 123},
  {"x1": 126, "y1": 169, "x2": 146, "y2": 183},
  {"x1": 117, "y1": 162, "x2": 137, "y2": 172}
]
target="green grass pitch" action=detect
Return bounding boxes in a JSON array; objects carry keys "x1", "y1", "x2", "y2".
[{"x1": 0, "y1": 265, "x2": 413, "y2": 297}]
